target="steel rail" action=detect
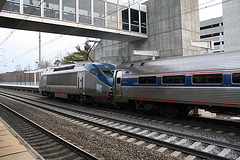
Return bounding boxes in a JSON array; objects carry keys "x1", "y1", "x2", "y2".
[
  {"x1": 0, "y1": 102, "x2": 101, "y2": 160},
  {"x1": 0, "y1": 92, "x2": 238, "y2": 159}
]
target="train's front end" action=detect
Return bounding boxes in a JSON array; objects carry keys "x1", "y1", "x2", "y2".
[{"x1": 84, "y1": 63, "x2": 115, "y2": 104}]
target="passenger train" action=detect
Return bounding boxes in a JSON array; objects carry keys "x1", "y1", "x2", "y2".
[
  {"x1": 113, "y1": 51, "x2": 240, "y2": 118},
  {"x1": 39, "y1": 62, "x2": 115, "y2": 105},
  {"x1": 39, "y1": 51, "x2": 240, "y2": 118}
]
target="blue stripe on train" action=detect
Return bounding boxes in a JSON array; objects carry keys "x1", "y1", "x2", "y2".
[{"x1": 120, "y1": 74, "x2": 240, "y2": 87}]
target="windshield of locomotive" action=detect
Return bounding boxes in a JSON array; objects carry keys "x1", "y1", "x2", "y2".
[{"x1": 101, "y1": 68, "x2": 114, "y2": 77}]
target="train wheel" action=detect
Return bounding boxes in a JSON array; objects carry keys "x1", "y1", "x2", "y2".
[
  {"x1": 135, "y1": 101, "x2": 147, "y2": 114},
  {"x1": 163, "y1": 105, "x2": 178, "y2": 118},
  {"x1": 137, "y1": 109, "x2": 147, "y2": 114},
  {"x1": 114, "y1": 103, "x2": 121, "y2": 110},
  {"x1": 177, "y1": 106, "x2": 190, "y2": 118}
]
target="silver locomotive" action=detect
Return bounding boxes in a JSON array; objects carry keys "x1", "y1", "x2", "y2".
[{"x1": 39, "y1": 62, "x2": 115, "y2": 104}]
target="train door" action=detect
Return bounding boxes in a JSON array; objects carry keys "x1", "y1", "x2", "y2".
[
  {"x1": 114, "y1": 70, "x2": 122, "y2": 96},
  {"x1": 78, "y1": 71, "x2": 85, "y2": 94}
]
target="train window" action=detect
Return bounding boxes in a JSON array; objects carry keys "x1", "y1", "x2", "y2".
[
  {"x1": 162, "y1": 75, "x2": 185, "y2": 84},
  {"x1": 138, "y1": 76, "x2": 157, "y2": 84},
  {"x1": 117, "y1": 78, "x2": 121, "y2": 84},
  {"x1": 101, "y1": 68, "x2": 113, "y2": 77},
  {"x1": 232, "y1": 73, "x2": 240, "y2": 83},
  {"x1": 90, "y1": 69, "x2": 99, "y2": 76},
  {"x1": 193, "y1": 74, "x2": 223, "y2": 84}
]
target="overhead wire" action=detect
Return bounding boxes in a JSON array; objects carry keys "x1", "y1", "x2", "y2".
[
  {"x1": 3, "y1": 35, "x2": 63, "y2": 65},
  {"x1": 0, "y1": 0, "x2": 45, "y2": 47},
  {"x1": 0, "y1": 0, "x2": 232, "y2": 70}
]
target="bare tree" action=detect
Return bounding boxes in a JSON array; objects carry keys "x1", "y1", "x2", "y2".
[
  {"x1": 15, "y1": 65, "x2": 22, "y2": 71},
  {"x1": 39, "y1": 58, "x2": 51, "y2": 69}
]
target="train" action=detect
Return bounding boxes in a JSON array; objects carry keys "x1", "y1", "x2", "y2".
[
  {"x1": 39, "y1": 51, "x2": 240, "y2": 118},
  {"x1": 39, "y1": 62, "x2": 115, "y2": 105}
]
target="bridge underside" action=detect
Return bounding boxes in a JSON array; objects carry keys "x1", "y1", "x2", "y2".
[{"x1": 0, "y1": 12, "x2": 148, "y2": 42}]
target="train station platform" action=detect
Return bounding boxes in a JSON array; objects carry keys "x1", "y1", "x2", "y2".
[{"x1": 0, "y1": 118, "x2": 41, "y2": 160}]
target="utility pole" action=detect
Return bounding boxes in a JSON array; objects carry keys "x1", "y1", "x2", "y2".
[{"x1": 38, "y1": 32, "x2": 41, "y2": 69}]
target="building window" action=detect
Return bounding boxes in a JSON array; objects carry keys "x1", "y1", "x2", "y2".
[
  {"x1": 141, "y1": 11, "x2": 147, "y2": 33},
  {"x1": 193, "y1": 74, "x2": 223, "y2": 84},
  {"x1": 62, "y1": 0, "x2": 76, "y2": 22},
  {"x1": 79, "y1": 0, "x2": 91, "y2": 24},
  {"x1": 94, "y1": 0, "x2": 105, "y2": 26},
  {"x1": 122, "y1": 8, "x2": 147, "y2": 33},
  {"x1": 138, "y1": 76, "x2": 157, "y2": 84},
  {"x1": 131, "y1": 9, "x2": 139, "y2": 32},
  {"x1": 44, "y1": 0, "x2": 59, "y2": 19},
  {"x1": 200, "y1": 33, "x2": 220, "y2": 39},
  {"x1": 23, "y1": 0, "x2": 41, "y2": 16},
  {"x1": 122, "y1": 8, "x2": 129, "y2": 30},
  {"x1": 200, "y1": 23, "x2": 219, "y2": 30},
  {"x1": 107, "y1": 2, "x2": 117, "y2": 29},
  {"x1": 162, "y1": 75, "x2": 185, "y2": 84},
  {"x1": 3, "y1": 0, "x2": 20, "y2": 13},
  {"x1": 214, "y1": 42, "x2": 221, "y2": 46},
  {"x1": 232, "y1": 73, "x2": 240, "y2": 83}
]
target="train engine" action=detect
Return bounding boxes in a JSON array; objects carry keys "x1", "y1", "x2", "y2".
[{"x1": 39, "y1": 62, "x2": 115, "y2": 105}]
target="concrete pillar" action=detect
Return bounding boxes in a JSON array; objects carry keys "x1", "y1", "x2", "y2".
[
  {"x1": 223, "y1": 0, "x2": 240, "y2": 52},
  {"x1": 93, "y1": 0, "x2": 200, "y2": 64}
]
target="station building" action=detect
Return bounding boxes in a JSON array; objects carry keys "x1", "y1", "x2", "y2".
[
  {"x1": 200, "y1": 17, "x2": 224, "y2": 53},
  {"x1": 92, "y1": 0, "x2": 240, "y2": 64},
  {"x1": 92, "y1": 0, "x2": 200, "y2": 64},
  {"x1": 2, "y1": 0, "x2": 147, "y2": 35},
  {"x1": 200, "y1": 0, "x2": 240, "y2": 53}
]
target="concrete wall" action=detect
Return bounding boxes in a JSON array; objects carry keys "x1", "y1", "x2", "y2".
[
  {"x1": 223, "y1": 0, "x2": 240, "y2": 52},
  {"x1": 92, "y1": 0, "x2": 200, "y2": 64}
]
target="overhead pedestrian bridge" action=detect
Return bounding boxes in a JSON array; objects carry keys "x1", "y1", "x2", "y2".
[{"x1": 0, "y1": 0, "x2": 148, "y2": 42}]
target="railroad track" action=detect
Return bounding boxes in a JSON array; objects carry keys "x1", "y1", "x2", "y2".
[
  {"x1": 0, "y1": 102, "x2": 100, "y2": 160},
  {"x1": 1, "y1": 89, "x2": 240, "y2": 136},
  {"x1": 0, "y1": 90, "x2": 240, "y2": 159}
]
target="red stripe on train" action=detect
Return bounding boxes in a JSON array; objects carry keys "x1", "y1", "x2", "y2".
[{"x1": 122, "y1": 96, "x2": 240, "y2": 107}]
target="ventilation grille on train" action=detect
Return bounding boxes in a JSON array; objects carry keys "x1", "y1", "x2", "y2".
[{"x1": 53, "y1": 66, "x2": 75, "y2": 72}]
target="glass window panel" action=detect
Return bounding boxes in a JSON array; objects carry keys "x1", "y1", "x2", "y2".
[
  {"x1": 232, "y1": 73, "x2": 240, "y2": 83},
  {"x1": 63, "y1": 12, "x2": 76, "y2": 21},
  {"x1": 79, "y1": 15, "x2": 91, "y2": 24},
  {"x1": 94, "y1": 18, "x2": 104, "y2": 26},
  {"x1": 79, "y1": 0, "x2": 91, "y2": 16},
  {"x1": 23, "y1": 0, "x2": 41, "y2": 5},
  {"x1": 193, "y1": 74, "x2": 222, "y2": 84},
  {"x1": 94, "y1": 0, "x2": 104, "y2": 18},
  {"x1": 3, "y1": 1, "x2": 20, "y2": 13},
  {"x1": 107, "y1": 2, "x2": 117, "y2": 21},
  {"x1": 63, "y1": 0, "x2": 76, "y2": 21},
  {"x1": 121, "y1": 7, "x2": 128, "y2": 30},
  {"x1": 23, "y1": 0, "x2": 41, "y2": 16},
  {"x1": 162, "y1": 75, "x2": 185, "y2": 84},
  {"x1": 44, "y1": 0, "x2": 59, "y2": 19},
  {"x1": 130, "y1": 9, "x2": 139, "y2": 32},
  {"x1": 107, "y1": 21, "x2": 117, "y2": 29},
  {"x1": 63, "y1": 0, "x2": 76, "y2": 13},
  {"x1": 139, "y1": 76, "x2": 157, "y2": 84},
  {"x1": 141, "y1": 11, "x2": 147, "y2": 33},
  {"x1": 45, "y1": 0, "x2": 59, "y2": 10},
  {"x1": 121, "y1": 7, "x2": 128, "y2": 23}
]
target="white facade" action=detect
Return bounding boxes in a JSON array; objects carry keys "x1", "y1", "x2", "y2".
[
  {"x1": 200, "y1": 17, "x2": 224, "y2": 53},
  {"x1": 2, "y1": 0, "x2": 147, "y2": 34}
]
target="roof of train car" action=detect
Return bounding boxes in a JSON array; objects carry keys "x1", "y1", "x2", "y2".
[
  {"x1": 42, "y1": 62, "x2": 115, "y2": 75},
  {"x1": 116, "y1": 51, "x2": 240, "y2": 74}
]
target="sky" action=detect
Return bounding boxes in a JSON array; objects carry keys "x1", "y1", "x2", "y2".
[{"x1": 0, "y1": 0, "x2": 223, "y2": 73}]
